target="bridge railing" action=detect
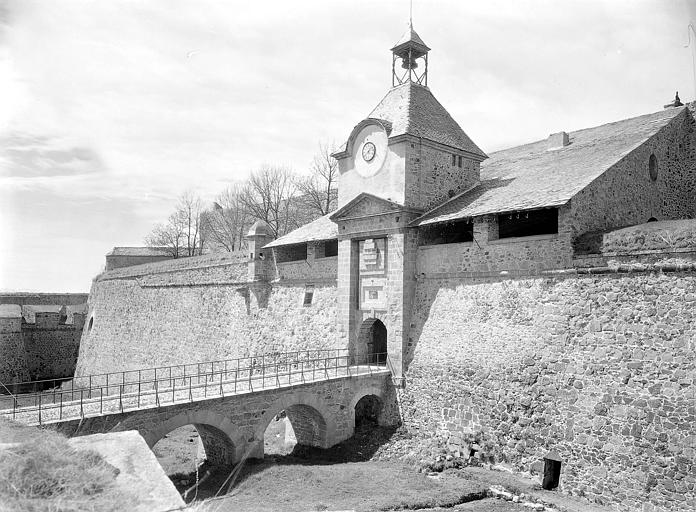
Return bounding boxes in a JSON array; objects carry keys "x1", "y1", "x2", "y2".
[{"x1": 0, "y1": 351, "x2": 390, "y2": 425}]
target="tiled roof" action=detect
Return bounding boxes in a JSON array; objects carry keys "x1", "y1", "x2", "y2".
[
  {"x1": 368, "y1": 82, "x2": 487, "y2": 158},
  {"x1": 413, "y1": 106, "x2": 687, "y2": 226},
  {"x1": 106, "y1": 247, "x2": 170, "y2": 257},
  {"x1": 264, "y1": 214, "x2": 338, "y2": 248}
]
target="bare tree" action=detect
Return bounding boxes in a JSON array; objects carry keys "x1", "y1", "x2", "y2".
[
  {"x1": 145, "y1": 190, "x2": 205, "y2": 257},
  {"x1": 202, "y1": 184, "x2": 250, "y2": 252},
  {"x1": 295, "y1": 142, "x2": 339, "y2": 217},
  {"x1": 145, "y1": 215, "x2": 184, "y2": 257},
  {"x1": 177, "y1": 191, "x2": 204, "y2": 256},
  {"x1": 239, "y1": 166, "x2": 299, "y2": 238}
]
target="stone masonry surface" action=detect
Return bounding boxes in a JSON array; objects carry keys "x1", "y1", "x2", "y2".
[
  {"x1": 401, "y1": 267, "x2": 696, "y2": 512},
  {"x1": 77, "y1": 262, "x2": 340, "y2": 375}
]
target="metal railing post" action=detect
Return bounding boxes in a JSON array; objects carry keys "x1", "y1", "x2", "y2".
[
  {"x1": 119, "y1": 384, "x2": 123, "y2": 412},
  {"x1": 38, "y1": 393, "x2": 42, "y2": 425}
]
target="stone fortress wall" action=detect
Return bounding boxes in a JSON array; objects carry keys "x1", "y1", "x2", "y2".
[
  {"x1": 0, "y1": 302, "x2": 86, "y2": 385},
  {"x1": 400, "y1": 251, "x2": 696, "y2": 512},
  {"x1": 76, "y1": 247, "x2": 339, "y2": 377}
]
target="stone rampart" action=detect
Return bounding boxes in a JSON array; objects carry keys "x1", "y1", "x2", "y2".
[
  {"x1": 77, "y1": 256, "x2": 340, "y2": 376},
  {"x1": 401, "y1": 264, "x2": 695, "y2": 511},
  {"x1": 0, "y1": 304, "x2": 85, "y2": 385}
]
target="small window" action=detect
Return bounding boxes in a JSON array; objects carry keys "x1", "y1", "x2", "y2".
[
  {"x1": 87, "y1": 316, "x2": 94, "y2": 334},
  {"x1": 452, "y1": 154, "x2": 456, "y2": 166},
  {"x1": 420, "y1": 220, "x2": 474, "y2": 245},
  {"x1": 649, "y1": 154, "x2": 658, "y2": 181},
  {"x1": 498, "y1": 209, "x2": 558, "y2": 239},
  {"x1": 303, "y1": 286, "x2": 314, "y2": 306},
  {"x1": 323, "y1": 239, "x2": 338, "y2": 258},
  {"x1": 457, "y1": 156, "x2": 463, "y2": 168}
]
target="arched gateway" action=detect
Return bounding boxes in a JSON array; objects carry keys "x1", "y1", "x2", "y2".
[{"x1": 357, "y1": 318, "x2": 388, "y2": 365}]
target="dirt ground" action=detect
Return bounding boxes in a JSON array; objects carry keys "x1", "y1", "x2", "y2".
[{"x1": 151, "y1": 422, "x2": 608, "y2": 512}]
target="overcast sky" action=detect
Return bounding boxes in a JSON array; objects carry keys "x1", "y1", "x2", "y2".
[{"x1": 0, "y1": 0, "x2": 694, "y2": 292}]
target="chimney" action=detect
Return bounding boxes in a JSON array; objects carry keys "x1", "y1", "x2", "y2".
[
  {"x1": 663, "y1": 91, "x2": 683, "y2": 109},
  {"x1": 547, "y1": 131, "x2": 570, "y2": 151}
]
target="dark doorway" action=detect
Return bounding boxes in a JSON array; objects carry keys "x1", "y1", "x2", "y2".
[{"x1": 367, "y1": 319, "x2": 387, "y2": 365}]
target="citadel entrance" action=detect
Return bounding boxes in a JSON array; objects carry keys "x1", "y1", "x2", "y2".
[{"x1": 357, "y1": 318, "x2": 387, "y2": 365}]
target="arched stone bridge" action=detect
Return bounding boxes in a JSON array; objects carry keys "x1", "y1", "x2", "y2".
[
  {"x1": 2, "y1": 350, "x2": 396, "y2": 464},
  {"x1": 56, "y1": 372, "x2": 394, "y2": 464}
]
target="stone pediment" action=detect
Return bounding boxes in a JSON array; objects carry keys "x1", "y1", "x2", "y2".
[{"x1": 329, "y1": 193, "x2": 406, "y2": 222}]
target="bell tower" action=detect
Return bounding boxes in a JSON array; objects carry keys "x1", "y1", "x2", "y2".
[
  {"x1": 391, "y1": 22, "x2": 430, "y2": 86},
  {"x1": 331, "y1": 22, "x2": 486, "y2": 386}
]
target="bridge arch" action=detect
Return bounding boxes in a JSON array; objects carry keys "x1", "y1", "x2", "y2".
[
  {"x1": 256, "y1": 391, "x2": 336, "y2": 454},
  {"x1": 348, "y1": 384, "x2": 387, "y2": 427},
  {"x1": 144, "y1": 409, "x2": 246, "y2": 467}
]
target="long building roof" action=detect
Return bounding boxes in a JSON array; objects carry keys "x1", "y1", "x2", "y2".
[
  {"x1": 264, "y1": 214, "x2": 337, "y2": 248},
  {"x1": 413, "y1": 106, "x2": 687, "y2": 226}
]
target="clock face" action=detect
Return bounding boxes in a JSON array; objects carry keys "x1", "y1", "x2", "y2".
[
  {"x1": 362, "y1": 142, "x2": 376, "y2": 162},
  {"x1": 353, "y1": 125, "x2": 388, "y2": 178}
]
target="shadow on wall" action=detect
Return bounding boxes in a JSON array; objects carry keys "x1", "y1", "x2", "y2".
[{"x1": 403, "y1": 281, "x2": 441, "y2": 369}]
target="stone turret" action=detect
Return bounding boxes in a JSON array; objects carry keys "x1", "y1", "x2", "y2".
[{"x1": 245, "y1": 220, "x2": 275, "y2": 282}]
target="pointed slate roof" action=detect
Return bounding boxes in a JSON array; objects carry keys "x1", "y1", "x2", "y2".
[
  {"x1": 368, "y1": 81, "x2": 487, "y2": 158},
  {"x1": 413, "y1": 106, "x2": 688, "y2": 226},
  {"x1": 391, "y1": 24, "x2": 430, "y2": 54}
]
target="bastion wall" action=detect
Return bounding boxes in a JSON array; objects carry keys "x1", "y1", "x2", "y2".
[
  {"x1": 0, "y1": 305, "x2": 85, "y2": 385},
  {"x1": 76, "y1": 253, "x2": 339, "y2": 377},
  {"x1": 400, "y1": 260, "x2": 696, "y2": 511}
]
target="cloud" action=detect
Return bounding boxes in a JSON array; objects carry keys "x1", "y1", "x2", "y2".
[{"x1": 0, "y1": 132, "x2": 104, "y2": 178}]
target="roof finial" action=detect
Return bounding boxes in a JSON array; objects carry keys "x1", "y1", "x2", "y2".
[{"x1": 409, "y1": 0, "x2": 413, "y2": 27}]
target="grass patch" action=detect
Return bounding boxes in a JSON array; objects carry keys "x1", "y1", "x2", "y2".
[
  {"x1": 574, "y1": 219, "x2": 696, "y2": 255},
  {"x1": 0, "y1": 418, "x2": 130, "y2": 512},
  {"x1": 188, "y1": 459, "x2": 490, "y2": 512}
]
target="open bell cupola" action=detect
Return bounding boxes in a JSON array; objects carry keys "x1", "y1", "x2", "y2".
[{"x1": 391, "y1": 22, "x2": 430, "y2": 86}]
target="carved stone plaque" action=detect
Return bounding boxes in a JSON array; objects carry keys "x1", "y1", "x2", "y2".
[{"x1": 359, "y1": 238, "x2": 386, "y2": 310}]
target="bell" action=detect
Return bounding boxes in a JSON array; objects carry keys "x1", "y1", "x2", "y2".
[{"x1": 401, "y1": 55, "x2": 418, "y2": 69}]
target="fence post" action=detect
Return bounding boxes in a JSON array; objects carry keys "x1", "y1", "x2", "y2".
[
  {"x1": 119, "y1": 384, "x2": 123, "y2": 412},
  {"x1": 38, "y1": 393, "x2": 42, "y2": 425},
  {"x1": 189, "y1": 376, "x2": 193, "y2": 402},
  {"x1": 59, "y1": 393, "x2": 63, "y2": 420},
  {"x1": 80, "y1": 389, "x2": 84, "y2": 418}
]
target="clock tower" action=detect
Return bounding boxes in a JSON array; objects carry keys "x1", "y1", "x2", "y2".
[{"x1": 330, "y1": 24, "x2": 487, "y2": 384}]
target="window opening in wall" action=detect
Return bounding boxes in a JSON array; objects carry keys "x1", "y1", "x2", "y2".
[
  {"x1": 647, "y1": 217, "x2": 658, "y2": 223},
  {"x1": 275, "y1": 243, "x2": 308, "y2": 263},
  {"x1": 649, "y1": 154, "x2": 658, "y2": 181},
  {"x1": 452, "y1": 154, "x2": 456, "y2": 166},
  {"x1": 498, "y1": 209, "x2": 558, "y2": 239},
  {"x1": 303, "y1": 286, "x2": 314, "y2": 306},
  {"x1": 457, "y1": 156, "x2": 462, "y2": 168},
  {"x1": 420, "y1": 220, "x2": 474, "y2": 245},
  {"x1": 87, "y1": 316, "x2": 94, "y2": 333},
  {"x1": 322, "y1": 239, "x2": 338, "y2": 258}
]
